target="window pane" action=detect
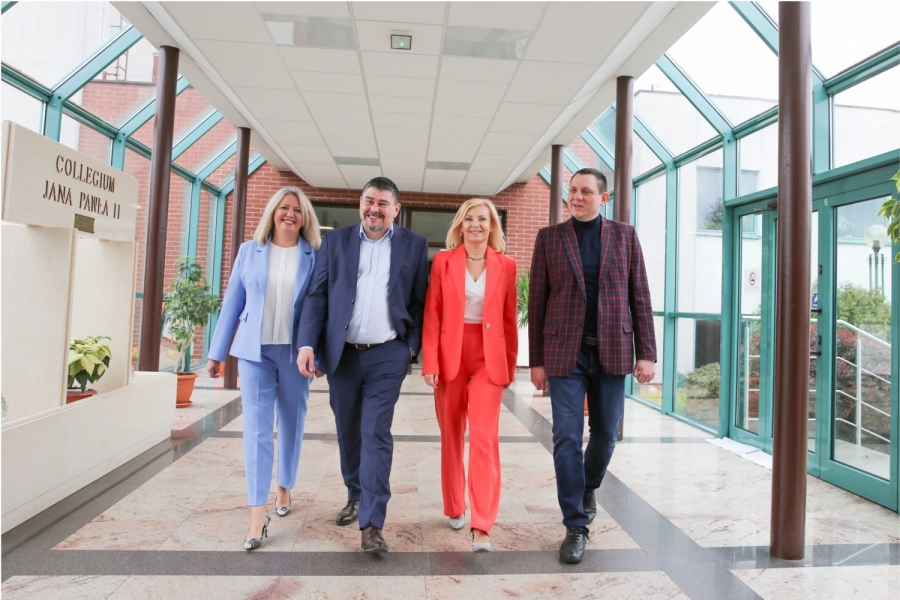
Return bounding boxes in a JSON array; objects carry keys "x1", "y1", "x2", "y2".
[
  {"x1": 833, "y1": 67, "x2": 900, "y2": 169},
  {"x1": 633, "y1": 316, "x2": 665, "y2": 408},
  {"x1": 666, "y1": 3, "x2": 779, "y2": 125},
  {"x1": 314, "y1": 204, "x2": 359, "y2": 232},
  {"x1": 175, "y1": 117, "x2": 237, "y2": 173},
  {"x1": 811, "y1": 1, "x2": 900, "y2": 78},
  {"x1": 57, "y1": 113, "x2": 112, "y2": 164},
  {"x1": 160, "y1": 172, "x2": 192, "y2": 371},
  {"x1": 1, "y1": 2, "x2": 128, "y2": 88},
  {"x1": 736, "y1": 212, "x2": 763, "y2": 434},
  {"x1": 124, "y1": 148, "x2": 151, "y2": 363},
  {"x1": 130, "y1": 84, "x2": 202, "y2": 150},
  {"x1": 1, "y1": 82, "x2": 43, "y2": 134},
  {"x1": 634, "y1": 64, "x2": 719, "y2": 156},
  {"x1": 635, "y1": 174, "x2": 666, "y2": 309},
  {"x1": 675, "y1": 317, "x2": 721, "y2": 430},
  {"x1": 739, "y1": 122, "x2": 778, "y2": 194},
  {"x1": 678, "y1": 149, "x2": 724, "y2": 311},
  {"x1": 410, "y1": 209, "x2": 455, "y2": 247}
]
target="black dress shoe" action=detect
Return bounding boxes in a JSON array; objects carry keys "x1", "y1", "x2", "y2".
[
  {"x1": 582, "y1": 488, "x2": 597, "y2": 524},
  {"x1": 559, "y1": 526, "x2": 588, "y2": 564},
  {"x1": 336, "y1": 500, "x2": 359, "y2": 526},
  {"x1": 361, "y1": 526, "x2": 389, "y2": 553}
]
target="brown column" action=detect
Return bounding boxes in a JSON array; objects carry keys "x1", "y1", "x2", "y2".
[
  {"x1": 549, "y1": 144, "x2": 564, "y2": 224},
  {"x1": 224, "y1": 127, "x2": 252, "y2": 390},
  {"x1": 138, "y1": 46, "x2": 179, "y2": 372},
  {"x1": 770, "y1": 1, "x2": 812, "y2": 561},
  {"x1": 613, "y1": 76, "x2": 634, "y2": 224}
]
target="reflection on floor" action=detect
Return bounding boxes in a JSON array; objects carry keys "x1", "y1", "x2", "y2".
[{"x1": 2, "y1": 372, "x2": 898, "y2": 599}]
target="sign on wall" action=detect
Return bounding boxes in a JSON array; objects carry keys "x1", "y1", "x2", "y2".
[{"x1": 1, "y1": 121, "x2": 138, "y2": 241}]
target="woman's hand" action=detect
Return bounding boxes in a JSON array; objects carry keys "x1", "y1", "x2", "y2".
[
  {"x1": 206, "y1": 359, "x2": 221, "y2": 378},
  {"x1": 424, "y1": 374, "x2": 439, "y2": 388}
]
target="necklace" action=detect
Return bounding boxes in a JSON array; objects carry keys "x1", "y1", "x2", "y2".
[{"x1": 467, "y1": 254, "x2": 486, "y2": 261}]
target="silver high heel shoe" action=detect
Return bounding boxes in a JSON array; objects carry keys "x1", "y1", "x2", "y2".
[
  {"x1": 471, "y1": 531, "x2": 491, "y2": 552},
  {"x1": 243, "y1": 514, "x2": 270, "y2": 550},
  {"x1": 448, "y1": 511, "x2": 466, "y2": 530},
  {"x1": 275, "y1": 492, "x2": 292, "y2": 517}
]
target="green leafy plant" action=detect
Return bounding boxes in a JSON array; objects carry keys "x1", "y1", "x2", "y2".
[
  {"x1": 164, "y1": 257, "x2": 222, "y2": 375},
  {"x1": 516, "y1": 271, "x2": 530, "y2": 328},
  {"x1": 835, "y1": 282, "x2": 891, "y2": 328},
  {"x1": 877, "y1": 170, "x2": 900, "y2": 262},
  {"x1": 68, "y1": 336, "x2": 112, "y2": 392},
  {"x1": 683, "y1": 362, "x2": 720, "y2": 399}
]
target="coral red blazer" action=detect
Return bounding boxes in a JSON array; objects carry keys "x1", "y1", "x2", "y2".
[{"x1": 422, "y1": 246, "x2": 518, "y2": 386}]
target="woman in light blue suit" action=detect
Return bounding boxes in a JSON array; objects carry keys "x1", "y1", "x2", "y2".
[{"x1": 206, "y1": 186, "x2": 320, "y2": 550}]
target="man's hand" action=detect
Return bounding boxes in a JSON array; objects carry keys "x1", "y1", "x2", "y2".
[
  {"x1": 633, "y1": 360, "x2": 656, "y2": 384},
  {"x1": 530, "y1": 366, "x2": 548, "y2": 392},
  {"x1": 206, "y1": 359, "x2": 221, "y2": 378},
  {"x1": 297, "y1": 348, "x2": 316, "y2": 378},
  {"x1": 424, "y1": 374, "x2": 438, "y2": 389},
  {"x1": 315, "y1": 366, "x2": 324, "y2": 378}
]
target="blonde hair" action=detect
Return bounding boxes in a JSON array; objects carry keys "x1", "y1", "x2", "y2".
[
  {"x1": 445, "y1": 198, "x2": 506, "y2": 253},
  {"x1": 253, "y1": 186, "x2": 321, "y2": 250}
]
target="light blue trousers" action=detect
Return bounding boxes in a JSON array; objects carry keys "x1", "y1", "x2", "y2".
[{"x1": 238, "y1": 344, "x2": 310, "y2": 506}]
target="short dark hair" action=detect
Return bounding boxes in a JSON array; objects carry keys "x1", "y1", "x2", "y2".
[
  {"x1": 362, "y1": 176, "x2": 400, "y2": 203},
  {"x1": 571, "y1": 168, "x2": 608, "y2": 194}
]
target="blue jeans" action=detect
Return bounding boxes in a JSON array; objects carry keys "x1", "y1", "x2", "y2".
[{"x1": 548, "y1": 345, "x2": 626, "y2": 530}]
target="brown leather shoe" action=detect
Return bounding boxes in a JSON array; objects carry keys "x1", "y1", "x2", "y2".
[
  {"x1": 361, "y1": 526, "x2": 388, "y2": 553},
  {"x1": 335, "y1": 500, "x2": 359, "y2": 526}
]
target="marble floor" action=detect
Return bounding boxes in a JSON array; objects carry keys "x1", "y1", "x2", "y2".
[{"x1": 2, "y1": 371, "x2": 898, "y2": 599}]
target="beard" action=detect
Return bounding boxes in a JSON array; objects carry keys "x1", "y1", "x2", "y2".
[{"x1": 363, "y1": 213, "x2": 385, "y2": 233}]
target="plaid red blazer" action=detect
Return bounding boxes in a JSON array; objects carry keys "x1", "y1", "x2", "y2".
[{"x1": 528, "y1": 216, "x2": 657, "y2": 377}]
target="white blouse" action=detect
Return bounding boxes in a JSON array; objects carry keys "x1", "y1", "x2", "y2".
[
  {"x1": 464, "y1": 268, "x2": 486, "y2": 324},
  {"x1": 261, "y1": 244, "x2": 299, "y2": 345}
]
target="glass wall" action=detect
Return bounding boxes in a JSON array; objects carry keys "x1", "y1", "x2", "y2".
[{"x1": 833, "y1": 67, "x2": 900, "y2": 169}]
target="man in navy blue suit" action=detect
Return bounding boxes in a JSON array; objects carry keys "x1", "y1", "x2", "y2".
[{"x1": 297, "y1": 177, "x2": 428, "y2": 553}]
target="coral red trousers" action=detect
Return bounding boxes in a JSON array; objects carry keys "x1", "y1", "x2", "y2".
[{"x1": 434, "y1": 323, "x2": 504, "y2": 534}]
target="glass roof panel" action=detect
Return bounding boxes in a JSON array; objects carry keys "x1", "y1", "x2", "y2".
[
  {"x1": 589, "y1": 107, "x2": 662, "y2": 176},
  {"x1": 1, "y1": 81, "x2": 43, "y2": 134},
  {"x1": 1, "y1": 2, "x2": 128, "y2": 88},
  {"x1": 634, "y1": 64, "x2": 719, "y2": 157},
  {"x1": 811, "y1": 1, "x2": 899, "y2": 78},
  {"x1": 175, "y1": 118, "x2": 237, "y2": 173},
  {"x1": 666, "y1": 2, "x2": 779, "y2": 126},
  {"x1": 131, "y1": 85, "x2": 203, "y2": 154}
]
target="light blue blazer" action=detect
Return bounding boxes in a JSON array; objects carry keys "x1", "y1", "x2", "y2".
[{"x1": 208, "y1": 238, "x2": 316, "y2": 363}]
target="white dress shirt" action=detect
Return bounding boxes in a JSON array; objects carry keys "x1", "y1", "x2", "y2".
[
  {"x1": 464, "y1": 268, "x2": 486, "y2": 324},
  {"x1": 261, "y1": 244, "x2": 299, "y2": 345},
  {"x1": 346, "y1": 224, "x2": 397, "y2": 344}
]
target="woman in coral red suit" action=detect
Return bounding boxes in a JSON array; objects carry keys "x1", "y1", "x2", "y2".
[{"x1": 422, "y1": 198, "x2": 518, "y2": 552}]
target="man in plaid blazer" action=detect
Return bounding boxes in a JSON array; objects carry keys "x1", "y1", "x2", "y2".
[{"x1": 529, "y1": 168, "x2": 657, "y2": 564}]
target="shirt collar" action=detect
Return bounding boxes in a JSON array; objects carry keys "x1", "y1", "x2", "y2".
[{"x1": 358, "y1": 222, "x2": 394, "y2": 242}]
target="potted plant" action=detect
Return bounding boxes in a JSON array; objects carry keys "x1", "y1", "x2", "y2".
[
  {"x1": 67, "y1": 336, "x2": 112, "y2": 403},
  {"x1": 164, "y1": 256, "x2": 222, "y2": 408}
]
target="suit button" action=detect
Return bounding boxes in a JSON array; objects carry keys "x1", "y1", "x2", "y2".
[
  {"x1": 344, "y1": 325, "x2": 348, "y2": 330},
  {"x1": 351, "y1": 299, "x2": 355, "y2": 304},
  {"x1": 485, "y1": 323, "x2": 491, "y2": 329}
]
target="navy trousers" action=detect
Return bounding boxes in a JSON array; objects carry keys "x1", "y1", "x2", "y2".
[
  {"x1": 327, "y1": 339, "x2": 409, "y2": 530},
  {"x1": 548, "y1": 344, "x2": 626, "y2": 531}
]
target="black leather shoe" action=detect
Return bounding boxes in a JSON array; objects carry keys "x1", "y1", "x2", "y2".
[
  {"x1": 361, "y1": 526, "x2": 389, "y2": 553},
  {"x1": 559, "y1": 526, "x2": 588, "y2": 564},
  {"x1": 582, "y1": 488, "x2": 597, "y2": 524},
  {"x1": 336, "y1": 500, "x2": 359, "y2": 526}
]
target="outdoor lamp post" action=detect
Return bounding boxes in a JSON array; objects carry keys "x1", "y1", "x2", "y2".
[{"x1": 863, "y1": 224, "x2": 890, "y2": 294}]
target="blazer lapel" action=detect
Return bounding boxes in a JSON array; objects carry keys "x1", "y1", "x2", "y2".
[
  {"x1": 483, "y1": 247, "x2": 501, "y2": 308},
  {"x1": 254, "y1": 241, "x2": 268, "y2": 293},
  {"x1": 561, "y1": 219, "x2": 586, "y2": 295},
  {"x1": 388, "y1": 226, "x2": 408, "y2": 293},
  {"x1": 294, "y1": 238, "x2": 312, "y2": 306},
  {"x1": 598, "y1": 216, "x2": 616, "y2": 286},
  {"x1": 346, "y1": 224, "x2": 361, "y2": 284}
]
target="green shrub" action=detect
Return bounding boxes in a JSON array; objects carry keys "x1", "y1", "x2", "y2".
[{"x1": 683, "y1": 362, "x2": 720, "y2": 398}]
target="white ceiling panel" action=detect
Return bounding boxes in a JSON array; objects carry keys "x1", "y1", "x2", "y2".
[
  {"x1": 351, "y1": 2, "x2": 447, "y2": 25},
  {"x1": 462, "y1": 171, "x2": 508, "y2": 185},
  {"x1": 431, "y1": 115, "x2": 492, "y2": 132},
  {"x1": 378, "y1": 138, "x2": 428, "y2": 155},
  {"x1": 301, "y1": 93, "x2": 369, "y2": 111},
  {"x1": 281, "y1": 144, "x2": 335, "y2": 164},
  {"x1": 434, "y1": 99, "x2": 498, "y2": 118},
  {"x1": 291, "y1": 72, "x2": 366, "y2": 94},
  {"x1": 260, "y1": 120, "x2": 326, "y2": 145},
  {"x1": 372, "y1": 112, "x2": 432, "y2": 129},
  {"x1": 340, "y1": 165, "x2": 385, "y2": 188},
  {"x1": 448, "y1": 1, "x2": 546, "y2": 30},
  {"x1": 232, "y1": 87, "x2": 312, "y2": 122},
  {"x1": 166, "y1": 2, "x2": 271, "y2": 43},
  {"x1": 307, "y1": 176, "x2": 348, "y2": 188},
  {"x1": 436, "y1": 79, "x2": 507, "y2": 102},
  {"x1": 328, "y1": 146, "x2": 379, "y2": 159},
  {"x1": 423, "y1": 169, "x2": 467, "y2": 186},
  {"x1": 195, "y1": 40, "x2": 296, "y2": 89},
  {"x1": 308, "y1": 108, "x2": 372, "y2": 125},
  {"x1": 369, "y1": 95, "x2": 433, "y2": 115},
  {"x1": 429, "y1": 129, "x2": 485, "y2": 145},
  {"x1": 469, "y1": 154, "x2": 522, "y2": 172},
  {"x1": 318, "y1": 123, "x2": 372, "y2": 138},
  {"x1": 361, "y1": 52, "x2": 439, "y2": 77},
  {"x1": 254, "y1": 2, "x2": 350, "y2": 18},
  {"x1": 366, "y1": 75, "x2": 435, "y2": 99},
  {"x1": 375, "y1": 127, "x2": 430, "y2": 141},
  {"x1": 381, "y1": 159, "x2": 426, "y2": 173},
  {"x1": 323, "y1": 135, "x2": 377, "y2": 150},
  {"x1": 427, "y1": 148, "x2": 477, "y2": 163},
  {"x1": 489, "y1": 103, "x2": 561, "y2": 134},
  {"x1": 479, "y1": 132, "x2": 540, "y2": 154},
  {"x1": 300, "y1": 163, "x2": 344, "y2": 178},
  {"x1": 278, "y1": 47, "x2": 361, "y2": 73},
  {"x1": 356, "y1": 21, "x2": 444, "y2": 55},
  {"x1": 504, "y1": 61, "x2": 596, "y2": 105},
  {"x1": 438, "y1": 56, "x2": 518, "y2": 83}
]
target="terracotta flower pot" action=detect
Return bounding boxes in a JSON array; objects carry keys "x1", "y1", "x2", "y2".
[
  {"x1": 66, "y1": 389, "x2": 98, "y2": 404},
  {"x1": 176, "y1": 372, "x2": 198, "y2": 408}
]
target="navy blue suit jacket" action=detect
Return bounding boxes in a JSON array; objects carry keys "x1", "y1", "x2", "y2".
[{"x1": 297, "y1": 223, "x2": 429, "y2": 375}]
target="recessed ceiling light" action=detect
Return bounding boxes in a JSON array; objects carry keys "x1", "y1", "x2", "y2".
[
  {"x1": 262, "y1": 14, "x2": 356, "y2": 49},
  {"x1": 334, "y1": 156, "x2": 380, "y2": 166},
  {"x1": 443, "y1": 26, "x2": 532, "y2": 60},
  {"x1": 391, "y1": 34, "x2": 412, "y2": 51},
  {"x1": 427, "y1": 161, "x2": 470, "y2": 171}
]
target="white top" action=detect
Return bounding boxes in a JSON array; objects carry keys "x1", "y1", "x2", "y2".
[
  {"x1": 347, "y1": 224, "x2": 397, "y2": 344},
  {"x1": 262, "y1": 244, "x2": 299, "y2": 345},
  {"x1": 464, "y1": 268, "x2": 486, "y2": 324}
]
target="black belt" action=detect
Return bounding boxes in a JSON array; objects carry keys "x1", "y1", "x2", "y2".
[
  {"x1": 581, "y1": 335, "x2": 598, "y2": 346},
  {"x1": 346, "y1": 341, "x2": 385, "y2": 351}
]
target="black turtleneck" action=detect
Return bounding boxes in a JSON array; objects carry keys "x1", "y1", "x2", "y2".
[{"x1": 573, "y1": 214, "x2": 602, "y2": 337}]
